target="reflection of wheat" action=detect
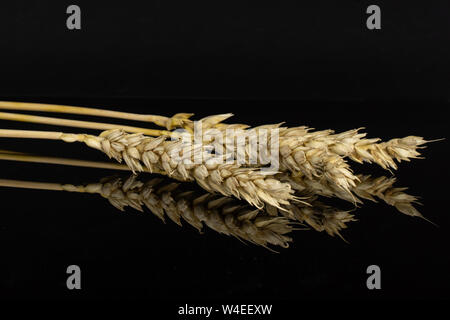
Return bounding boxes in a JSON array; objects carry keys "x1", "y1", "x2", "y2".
[
  {"x1": 66, "y1": 175, "x2": 360, "y2": 244},
  {"x1": 352, "y1": 175, "x2": 424, "y2": 219},
  {"x1": 0, "y1": 169, "x2": 426, "y2": 246},
  {"x1": 63, "y1": 176, "x2": 298, "y2": 249},
  {"x1": 83, "y1": 174, "x2": 424, "y2": 239},
  {"x1": 279, "y1": 173, "x2": 424, "y2": 220}
]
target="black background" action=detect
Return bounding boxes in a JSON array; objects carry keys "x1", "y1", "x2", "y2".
[{"x1": 0, "y1": 0, "x2": 449, "y2": 306}]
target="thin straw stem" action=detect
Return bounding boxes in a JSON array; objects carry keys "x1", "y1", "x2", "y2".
[
  {"x1": 0, "y1": 101, "x2": 173, "y2": 127},
  {"x1": 0, "y1": 129, "x2": 64, "y2": 140},
  {"x1": 0, "y1": 179, "x2": 66, "y2": 191},
  {"x1": 0, "y1": 111, "x2": 170, "y2": 136},
  {"x1": 0, "y1": 151, "x2": 131, "y2": 171}
]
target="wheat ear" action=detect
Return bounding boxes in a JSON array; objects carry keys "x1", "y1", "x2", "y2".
[
  {"x1": 0, "y1": 129, "x2": 299, "y2": 210},
  {"x1": 183, "y1": 114, "x2": 435, "y2": 172},
  {"x1": 173, "y1": 122, "x2": 360, "y2": 195}
]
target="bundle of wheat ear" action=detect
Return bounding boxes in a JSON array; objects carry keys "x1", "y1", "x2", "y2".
[{"x1": 0, "y1": 101, "x2": 439, "y2": 222}]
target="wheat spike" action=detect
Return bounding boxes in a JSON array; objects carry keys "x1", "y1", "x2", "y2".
[
  {"x1": 0, "y1": 128, "x2": 299, "y2": 210},
  {"x1": 184, "y1": 115, "x2": 432, "y2": 173},
  {"x1": 0, "y1": 100, "x2": 193, "y2": 130},
  {"x1": 181, "y1": 121, "x2": 359, "y2": 195}
]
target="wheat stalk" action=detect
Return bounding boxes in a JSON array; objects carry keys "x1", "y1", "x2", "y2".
[
  {"x1": 0, "y1": 100, "x2": 193, "y2": 130},
  {"x1": 0, "y1": 111, "x2": 175, "y2": 136},
  {"x1": 0, "y1": 129, "x2": 299, "y2": 210},
  {"x1": 0, "y1": 149, "x2": 132, "y2": 171}
]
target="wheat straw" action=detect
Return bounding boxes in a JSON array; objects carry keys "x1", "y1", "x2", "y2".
[
  {"x1": 0, "y1": 100, "x2": 193, "y2": 130},
  {"x1": 0, "y1": 111, "x2": 173, "y2": 136}
]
